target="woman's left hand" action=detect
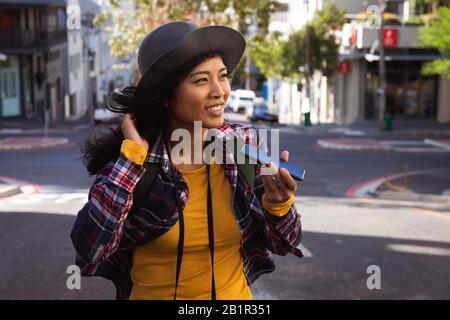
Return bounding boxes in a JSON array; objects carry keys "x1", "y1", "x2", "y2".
[{"x1": 261, "y1": 151, "x2": 298, "y2": 204}]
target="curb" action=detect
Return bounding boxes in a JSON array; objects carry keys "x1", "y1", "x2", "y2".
[
  {"x1": 0, "y1": 137, "x2": 71, "y2": 151},
  {"x1": 345, "y1": 169, "x2": 450, "y2": 203},
  {"x1": 375, "y1": 190, "x2": 450, "y2": 203},
  {"x1": 317, "y1": 138, "x2": 393, "y2": 151},
  {"x1": 0, "y1": 176, "x2": 41, "y2": 197},
  {"x1": 0, "y1": 184, "x2": 22, "y2": 198}
]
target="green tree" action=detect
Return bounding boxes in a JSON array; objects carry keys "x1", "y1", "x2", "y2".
[
  {"x1": 412, "y1": 0, "x2": 450, "y2": 15},
  {"x1": 93, "y1": 0, "x2": 281, "y2": 74},
  {"x1": 249, "y1": 3, "x2": 345, "y2": 82},
  {"x1": 248, "y1": 32, "x2": 288, "y2": 80},
  {"x1": 418, "y1": 6, "x2": 450, "y2": 79},
  {"x1": 282, "y1": 24, "x2": 341, "y2": 80}
]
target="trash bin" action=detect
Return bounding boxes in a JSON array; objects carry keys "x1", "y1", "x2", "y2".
[
  {"x1": 384, "y1": 112, "x2": 393, "y2": 131},
  {"x1": 303, "y1": 112, "x2": 311, "y2": 127}
]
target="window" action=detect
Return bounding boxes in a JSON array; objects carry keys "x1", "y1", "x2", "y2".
[
  {"x1": 10, "y1": 73, "x2": 16, "y2": 96},
  {"x1": 2, "y1": 72, "x2": 17, "y2": 98},
  {"x1": 2, "y1": 74, "x2": 7, "y2": 97},
  {"x1": 37, "y1": 56, "x2": 41, "y2": 73},
  {"x1": 56, "y1": 77, "x2": 61, "y2": 101},
  {"x1": 25, "y1": 9, "x2": 29, "y2": 31}
]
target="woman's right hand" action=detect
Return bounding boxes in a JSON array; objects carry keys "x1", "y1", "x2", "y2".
[{"x1": 121, "y1": 114, "x2": 149, "y2": 150}]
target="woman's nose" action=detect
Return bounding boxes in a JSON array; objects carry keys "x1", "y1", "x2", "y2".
[{"x1": 210, "y1": 80, "x2": 225, "y2": 98}]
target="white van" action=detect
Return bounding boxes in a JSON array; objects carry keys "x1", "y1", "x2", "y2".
[{"x1": 227, "y1": 89, "x2": 256, "y2": 116}]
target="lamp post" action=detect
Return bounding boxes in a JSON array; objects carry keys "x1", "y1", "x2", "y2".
[{"x1": 377, "y1": 0, "x2": 386, "y2": 131}]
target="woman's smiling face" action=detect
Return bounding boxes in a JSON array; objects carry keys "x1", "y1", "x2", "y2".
[{"x1": 168, "y1": 55, "x2": 231, "y2": 131}]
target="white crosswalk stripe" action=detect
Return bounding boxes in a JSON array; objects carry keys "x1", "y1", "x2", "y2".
[
  {"x1": 380, "y1": 140, "x2": 450, "y2": 153},
  {"x1": 297, "y1": 244, "x2": 314, "y2": 258}
]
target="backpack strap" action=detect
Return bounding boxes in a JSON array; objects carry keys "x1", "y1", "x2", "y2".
[
  {"x1": 130, "y1": 162, "x2": 159, "y2": 216},
  {"x1": 232, "y1": 137, "x2": 256, "y2": 192}
]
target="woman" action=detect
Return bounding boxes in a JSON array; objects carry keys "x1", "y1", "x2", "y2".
[{"x1": 71, "y1": 21, "x2": 303, "y2": 300}]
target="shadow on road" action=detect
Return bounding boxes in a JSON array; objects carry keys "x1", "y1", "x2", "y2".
[
  {"x1": 1, "y1": 212, "x2": 449, "y2": 300},
  {"x1": 253, "y1": 230, "x2": 450, "y2": 299}
]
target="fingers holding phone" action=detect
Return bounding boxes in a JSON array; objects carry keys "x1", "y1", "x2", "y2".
[{"x1": 260, "y1": 152, "x2": 298, "y2": 204}]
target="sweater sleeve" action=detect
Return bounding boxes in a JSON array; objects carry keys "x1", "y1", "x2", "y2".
[
  {"x1": 121, "y1": 139, "x2": 148, "y2": 165},
  {"x1": 261, "y1": 193, "x2": 295, "y2": 217}
]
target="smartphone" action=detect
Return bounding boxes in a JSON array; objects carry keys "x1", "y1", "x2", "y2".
[{"x1": 241, "y1": 143, "x2": 306, "y2": 181}]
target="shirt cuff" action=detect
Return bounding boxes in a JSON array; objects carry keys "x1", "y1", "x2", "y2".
[
  {"x1": 262, "y1": 193, "x2": 295, "y2": 217},
  {"x1": 120, "y1": 139, "x2": 148, "y2": 165}
]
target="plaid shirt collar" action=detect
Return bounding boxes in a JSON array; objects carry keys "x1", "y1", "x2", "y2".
[{"x1": 145, "y1": 121, "x2": 246, "y2": 185}]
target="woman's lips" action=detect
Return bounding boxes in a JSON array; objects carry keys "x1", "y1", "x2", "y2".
[{"x1": 205, "y1": 104, "x2": 224, "y2": 117}]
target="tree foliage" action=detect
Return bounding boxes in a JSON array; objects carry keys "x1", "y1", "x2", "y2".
[
  {"x1": 418, "y1": 6, "x2": 450, "y2": 79},
  {"x1": 94, "y1": 0, "x2": 282, "y2": 62},
  {"x1": 249, "y1": 2, "x2": 345, "y2": 82}
]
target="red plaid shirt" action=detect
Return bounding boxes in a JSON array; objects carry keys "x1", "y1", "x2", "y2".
[{"x1": 70, "y1": 121, "x2": 303, "y2": 299}]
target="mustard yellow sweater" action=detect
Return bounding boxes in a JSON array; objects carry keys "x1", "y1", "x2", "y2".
[{"x1": 120, "y1": 139, "x2": 294, "y2": 300}]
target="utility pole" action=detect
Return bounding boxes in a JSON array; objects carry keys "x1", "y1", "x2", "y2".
[
  {"x1": 303, "y1": 0, "x2": 311, "y2": 126},
  {"x1": 377, "y1": 0, "x2": 386, "y2": 131},
  {"x1": 246, "y1": 12, "x2": 257, "y2": 90}
]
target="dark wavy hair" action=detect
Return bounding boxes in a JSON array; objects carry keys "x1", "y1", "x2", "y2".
[{"x1": 81, "y1": 52, "x2": 226, "y2": 176}]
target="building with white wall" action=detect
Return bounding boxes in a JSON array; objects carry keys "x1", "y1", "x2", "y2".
[
  {"x1": 82, "y1": 0, "x2": 134, "y2": 118},
  {"x1": 64, "y1": 0, "x2": 86, "y2": 120}
]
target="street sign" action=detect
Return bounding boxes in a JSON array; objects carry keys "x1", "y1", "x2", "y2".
[
  {"x1": 383, "y1": 28, "x2": 398, "y2": 47},
  {"x1": 339, "y1": 61, "x2": 351, "y2": 75}
]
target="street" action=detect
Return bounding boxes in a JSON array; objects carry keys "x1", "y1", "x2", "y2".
[{"x1": 0, "y1": 117, "x2": 449, "y2": 299}]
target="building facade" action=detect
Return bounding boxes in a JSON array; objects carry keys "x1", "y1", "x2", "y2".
[
  {"x1": 337, "y1": 0, "x2": 450, "y2": 124},
  {"x1": 0, "y1": 0, "x2": 67, "y2": 120},
  {"x1": 267, "y1": 0, "x2": 450, "y2": 126}
]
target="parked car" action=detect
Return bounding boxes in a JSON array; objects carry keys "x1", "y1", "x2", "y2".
[
  {"x1": 250, "y1": 102, "x2": 279, "y2": 124},
  {"x1": 93, "y1": 106, "x2": 120, "y2": 125},
  {"x1": 227, "y1": 89, "x2": 256, "y2": 115}
]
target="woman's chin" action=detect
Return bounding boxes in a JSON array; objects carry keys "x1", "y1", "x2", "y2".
[{"x1": 202, "y1": 117, "x2": 224, "y2": 129}]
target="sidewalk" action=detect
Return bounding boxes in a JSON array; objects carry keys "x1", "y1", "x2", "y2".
[
  {"x1": 0, "y1": 116, "x2": 90, "y2": 151},
  {"x1": 0, "y1": 136, "x2": 72, "y2": 151},
  {"x1": 293, "y1": 119, "x2": 450, "y2": 151},
  {"x1": 0, "y1": 115, "x2": 93, "y2": 134},
  {"x1": 293, "y1": 118, "x2": 450, "y2": 138}
]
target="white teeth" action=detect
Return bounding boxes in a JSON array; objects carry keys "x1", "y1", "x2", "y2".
[{"x1": 207, "y1": 104, "x2": 222, "y2": 111}]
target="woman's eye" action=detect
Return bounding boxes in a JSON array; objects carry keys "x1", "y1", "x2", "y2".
[{"x1": 194, "y1": 78, "x2": 208, "y2": 83}]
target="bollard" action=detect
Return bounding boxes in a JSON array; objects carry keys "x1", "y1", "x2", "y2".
[{"x1": 384, "y1": 112, "x2": 393, "y2": 131}]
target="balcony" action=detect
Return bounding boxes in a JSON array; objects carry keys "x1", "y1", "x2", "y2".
[{"x1": 0, "y1": 27, "x2": 67, "y2": 53}]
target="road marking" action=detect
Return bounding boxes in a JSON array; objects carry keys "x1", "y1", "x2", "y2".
[
  {"x1": 393, "y1": 147, "x2": 448, "y2": 153},
  {"x1": 380, "y1": 140, "x2": 450, "y2": 153},
  {"x1": 3, "y1": 192, "x2": 87, "y2": 205},
  {"x1": 54, "y1": 193, "x2": 88, "y2": 203},
  {"x1": 297, "y1": 244, "x2": 313, "y2": 258},
  {"x1": 410, "y1": 208, "x2": 450, "y2": 222},
  {"x1": 386, "y1": 244, "x2": 450, "y2": 256},
  {"x1": 381, "y1": 140, "x2": 425, "y2": 145}
]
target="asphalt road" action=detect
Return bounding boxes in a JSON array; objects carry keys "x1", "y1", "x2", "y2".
[{"x1": 0, "y1": 117, "x2": 449, "y2": 299}]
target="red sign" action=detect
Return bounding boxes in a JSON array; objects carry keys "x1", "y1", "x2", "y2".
[
  {"x1": 383, "y1": 28, "x2": 398, "y2": 47},
  {"x1": 339, "y1": 61, "x2": 351, "y2": 75},
  {"x1": 351, "y1": 27, "x2": 357, "y2": 46}
]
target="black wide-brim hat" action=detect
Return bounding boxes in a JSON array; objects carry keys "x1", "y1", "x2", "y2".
[{"x1": 137, "y1": 21, "x2": 246, "y2": 89}]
